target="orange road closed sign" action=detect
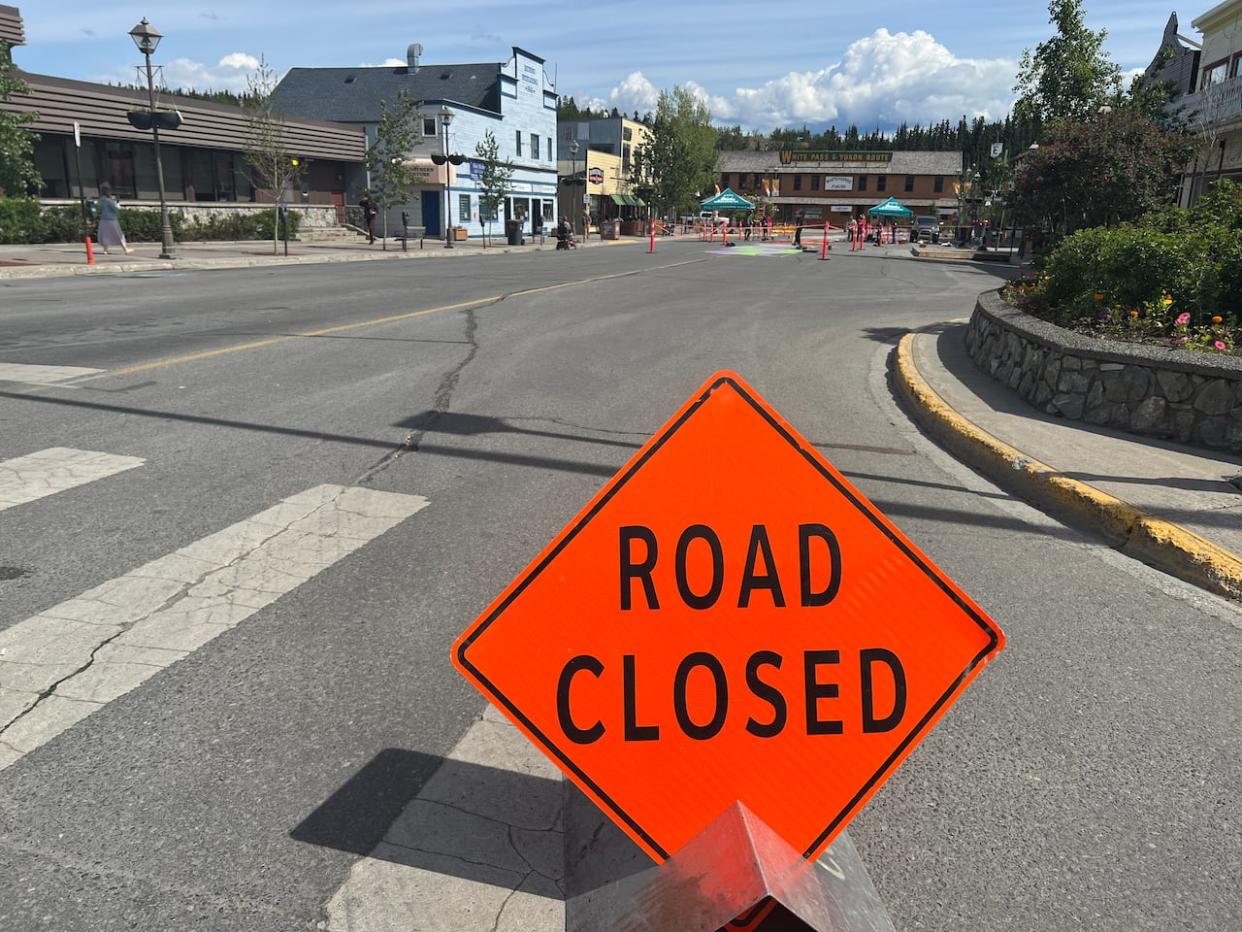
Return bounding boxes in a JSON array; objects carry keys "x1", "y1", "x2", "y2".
[{"x1": 453, "y1": 371, "x2": 1004, "y2": 863}]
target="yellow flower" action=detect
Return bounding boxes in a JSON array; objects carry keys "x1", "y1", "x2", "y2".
[{"x1": 1161, "y1": 294, "x2": 1173, "y2": 306}]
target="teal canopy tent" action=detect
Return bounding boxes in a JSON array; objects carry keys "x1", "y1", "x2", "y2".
[
  {"x1": 867, "y1": 197, "x2": 914, "y2": 218},
  {"x1": 700, "y1": 188, "x2": 755, "y2": 211}
]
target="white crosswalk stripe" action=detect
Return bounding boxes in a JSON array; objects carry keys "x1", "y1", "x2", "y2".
[
  {"x1": 0, "y1": 363, "x2": 104, "y2": 386},
  {"x1": 0, "y1": 447, "x2": 144, "y2": 513},
  {"x1": 0, "y1": 484, "x2": 429, "y2": 771},
  {"x1": 325, "y1": 705, "x2": 565, "y2": 932}
]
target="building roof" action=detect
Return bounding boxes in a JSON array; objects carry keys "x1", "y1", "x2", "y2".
[
  {"x1": 1192, "y1": 0, "x2": 1242, "y2": 33},
  {"x1": 273, "y1": 63, "x2": 503, "y2": 123},
  {"x1": 0, "y1": 3, "x2": 24, "y2": 46},
  {"x1": 718, "y1": 150, "x2": 964, "y2": 175},
  {"x1": 4, "y1": 70, "x2": 365, "y2": 161}
]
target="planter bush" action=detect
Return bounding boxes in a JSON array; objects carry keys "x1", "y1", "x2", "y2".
[{"x1": 0, "y1": 197, "x2": 46, "y2": 244}]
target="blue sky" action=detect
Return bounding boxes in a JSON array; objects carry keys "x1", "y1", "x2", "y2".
[{"x1": 12, "y1": 1, "x2": 1201, "y2": 130}]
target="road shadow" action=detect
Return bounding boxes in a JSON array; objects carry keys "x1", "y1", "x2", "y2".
[{"x1": 291, "y1": 748, "x2": 564, "y2": 898}]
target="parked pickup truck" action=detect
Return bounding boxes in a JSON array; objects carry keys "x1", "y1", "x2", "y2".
[{"x1": 913, "y1": 215, "x2": 941, "y2": 243}]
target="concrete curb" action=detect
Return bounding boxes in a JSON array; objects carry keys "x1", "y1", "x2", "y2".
[
  {"x1": 0, "y1": 237, "x2": 640, "y2": 281},
  {"x1": 892, "y1": 331, "x2": 1242, "y2": 602}
]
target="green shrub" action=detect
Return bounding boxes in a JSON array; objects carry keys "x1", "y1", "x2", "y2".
[
  {"x1": 1041, "y1": 225, "x2": 1196, "y2": 321},
  {"x1": 181, "y1": 208, "x2": 299, "y2": 241},
  {"x1": 41, "y1": 205, "x2": 85, "y2": 242},
  {"x1": 0, "y1": 197, "x2": 46, "y2": 244},
  {"x1": 118, "y1": 208, "x2": 185, "y2": 242}
]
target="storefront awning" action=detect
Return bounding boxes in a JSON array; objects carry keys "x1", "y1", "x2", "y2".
[{"x1": 610, "y1": 194, "x2": 627, "y2": 206}]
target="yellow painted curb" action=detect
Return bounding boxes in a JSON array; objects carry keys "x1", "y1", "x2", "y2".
[{"x1": 892, "y1": 332, "x2": 1242, "y2": 602}]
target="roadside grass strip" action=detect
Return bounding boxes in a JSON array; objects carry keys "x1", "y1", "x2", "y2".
[
  {"x1": 0, "y1": 484, "x2": 429, "y2": 770},
  {"x1": 892, "y1": 333, "x2": 1242, "y2": 602},
  {"x1": 0, "y1": 447, "x2": 144, "y2": 513}
]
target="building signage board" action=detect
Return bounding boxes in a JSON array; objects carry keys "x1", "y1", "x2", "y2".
[
  {"x1": 824, "y1": 176, "x2": 853, "y2": 191},
  {"x1": 467, "y1": 159, "x2": 485, "y2": 181},
  {"x1": 830, "y1": 205, "x2": 853, "y2": 212},
  {"x1": 453, "y1": 371, "x2": 1005, "y2": 864},
  {"x1": 780, "y1": 151, "x2": 892, "y2": 164},
  {"x1": 588, "y1": 167, "x2": 605, "y2": 185}
]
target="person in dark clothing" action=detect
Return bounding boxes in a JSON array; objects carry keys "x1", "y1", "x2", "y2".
[
  {"x1": 358, "y1": 195, "x2": 377, "y2": 244},
  {"x1": 793, "y1": 211, "x2": 804, "y2": 247}
]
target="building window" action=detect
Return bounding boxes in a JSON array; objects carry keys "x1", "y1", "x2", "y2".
[
  {"x1": 622, "y1": 143, "x2": 631, "y2": 170},
  {"x1": 811, "y1": 174, "x2": 820, "y2": 191},
  {"x1": 532, "y1": 134, "x2": 540, "y2": 158},
  {"x1": 459, "y1": 194, "x2": 471, "y2": 224},
  {"x1": 721, "y1": 173, "x2": 730, "y2": 188},
  {"x1": 423, "y1": 117, "x2": 436, "y2": 137},
  {"x1": 623, "y1": 126, "x2": 633, "y2": 142},
  {"x1": 543, "y1": 199, "x2": 554, "y2": 221},
  {"x1": 1202, "y1": 59, "x2": 1229, "y2": 89},
  {"x1": 1232, "y1": 52, "x2": 1242, "y2": 78},
  {"x1": 480, "y1": 199, "x2": 498, "y2": 222},
  {"x1": 934, "y1": 175, "x2": 944, "y2": 193},
  {"x1": 877, "y1": 175, "x2": 887, "y2": 192},
  {"x1": 793, "y1": 174, "x2": 802, "y2": 191},
  {"x1": 904, "y1": 175, "x2": 915, "y2": 192},
  {"x1": 102, "y1": 140, "x2": 137, "y2": 198},
  {"x1": 752, "y1": 173, "x2": 760, "y2": 190},
  {"x1": 858, "y1": 175, "x2": 868, "y2": 191},
  {"x1": 516, "y1": 130, "x2": 522, "y2": 156}
]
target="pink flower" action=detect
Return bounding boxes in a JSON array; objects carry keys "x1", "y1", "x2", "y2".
[
  {"x1": 1215, "y1": 340, "x2": 1228, "y2": 351},
  {"x1": 1176, "y1": 312, "x2": 1191, "y2": 326}
]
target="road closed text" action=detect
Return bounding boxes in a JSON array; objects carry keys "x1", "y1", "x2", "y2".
[{"x1": 553, "y1": 522, "x2": 907, "y2": 744}]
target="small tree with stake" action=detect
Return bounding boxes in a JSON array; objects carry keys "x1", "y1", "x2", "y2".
[
  {"x1": 474, "y1": 130, "x2": 512, "y2": 247},
  {"x1": 365, "y1": 91, "x2": 421, "y2": 250},
  {"x1": 244, "y1": 56, "x2": 302, "y2": 255}
]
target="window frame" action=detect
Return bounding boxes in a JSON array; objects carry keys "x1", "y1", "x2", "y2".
[
  {"x1": 515, "y1": 130, "x2": 522, "y2": 156},
  {"x1": 904, "y1": 174, "x2": 915, "y2": 193},
  {"x1": 934, "y1": 175, "x2": 944, "y2": 193},
  {"x1": 422, "y1": 117, "x2": 437, "y2": 137},
  {"x1": 876, "y1": 175, "x2": 887, "y2": 192},
  {"x1": 793, "y1": 174, "x2": 802, "y2": 191},
  {"x1": 857, "y1": 174, "x2": 868, "y2": 192},
  {"x1": 811, "y1": 174, "x2": 821, "y2": 191},
  {"x1": 1201, "y1": 57, "x2": 1229, "y2": 89},
  {"x1": 531, "y1": 133, "x2": 540, "y2": 159}
]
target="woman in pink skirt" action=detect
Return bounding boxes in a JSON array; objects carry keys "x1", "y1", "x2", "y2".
[{"x1": 96, "y1": 184, "x2": 134, "y2": 255}]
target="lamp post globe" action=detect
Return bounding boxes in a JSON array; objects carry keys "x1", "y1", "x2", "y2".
[
  {"x1": 128, "y1": 17, "x2": 175, "y2": 259},
  {"x1": 440, "y1": 106, "x2": 454, "y2": 248}
]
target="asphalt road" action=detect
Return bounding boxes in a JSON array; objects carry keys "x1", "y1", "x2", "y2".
[{"x1": 0, "y1": 241, "x2": 1239, "y2": 931}]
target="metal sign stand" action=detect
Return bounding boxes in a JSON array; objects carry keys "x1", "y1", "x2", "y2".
[{"x1": 564, "y1": 789, "x2": 895, "y2": 932}]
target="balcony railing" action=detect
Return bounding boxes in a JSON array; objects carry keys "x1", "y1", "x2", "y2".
[{"x1": 1178, "y1": 73, "x2": 1242, "y2": 128}]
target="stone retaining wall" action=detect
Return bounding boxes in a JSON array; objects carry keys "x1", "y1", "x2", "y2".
[
  {"x1": 41, "y1": 200, "x2": 341, "y2": 230},
  {"x1": 966, "y1": 290, "x2": 1242, "y2": 454}
]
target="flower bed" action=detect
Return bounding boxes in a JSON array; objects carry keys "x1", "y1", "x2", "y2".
[{"x1": 966, "y1": 290, "x2": 1242, "y2": 454}]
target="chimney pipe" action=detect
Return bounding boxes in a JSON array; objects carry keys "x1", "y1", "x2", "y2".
[{"x1": 407, "y1": 43, "x2": 422, "y2": 74}]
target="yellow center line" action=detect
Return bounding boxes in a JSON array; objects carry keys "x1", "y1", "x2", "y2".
[{"x1": 107, "y1": 257, "x2": 707, "y2": 377}]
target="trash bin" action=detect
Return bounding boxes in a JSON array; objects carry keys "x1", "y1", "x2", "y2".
[{"x1": 505, "y1": 219, "x2": 523, "y2": 246}]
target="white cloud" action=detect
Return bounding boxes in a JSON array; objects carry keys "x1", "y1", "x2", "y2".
[
  {"x1": 360, "y1": 57, "x2": 407, "y2": 67},
  {"x1": 97, "y1": 51, "x2": 263, "y2": 93},
  {"x1": 593, "y1": 29, "x2": 1017, "y2": 130}
]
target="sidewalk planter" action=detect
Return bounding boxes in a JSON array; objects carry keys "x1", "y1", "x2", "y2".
[
  {"x1": 966, "y1": 290, "x2": 1242, "y2": 454},
  {"x1": 600, "y1": 220, "x2": 621, "y2": 241},
  {"x1": 452, "y1": 227, "x2": 468, "y2": 242}
]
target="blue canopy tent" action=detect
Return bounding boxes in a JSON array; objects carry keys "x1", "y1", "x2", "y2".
[
  {"x1": 700, "y1": 188, "x2": 755, "y2": 211},
  {"x1": 867, "y1": 197, "x2": 914, "y2": 218}
]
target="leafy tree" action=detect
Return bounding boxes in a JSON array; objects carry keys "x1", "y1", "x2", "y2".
[
  {"x1": 244, "y1": 56, "x2": 304, "y2": 254},
  {"x1": 474, "y1": 129, "x2": 512, "y2": 246},
  {"x1": 640, "y1": 86, "x2": 717, "y2": 217},
  {"x1": 1014, "y1": 0, "x2": 1122, "y2": 125},
  {"x1": 0, "y1": 41, "x2": 39, "y2": 196},
  {"x1": 364, "y1": 90, "x2": 422, "y2": 249},
  {"x1": 1011, "y1": 108, "x2": 1190, "y2": 233}
]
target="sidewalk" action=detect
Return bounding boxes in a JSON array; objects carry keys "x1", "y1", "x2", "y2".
[
  {"x1": 896, "y1": 322, "x2": 1242, "y2": 600},
  {"x1": 0, "y1": 234, "x2": 638, "y2": 280}
]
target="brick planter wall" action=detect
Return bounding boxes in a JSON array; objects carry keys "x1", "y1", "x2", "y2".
[{"x1": 966, "y1": 290, "x2": 1242, "y2": 454}]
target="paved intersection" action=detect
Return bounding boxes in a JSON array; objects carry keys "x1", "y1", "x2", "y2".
[{"x1": 0, "y1": 241, "x2": 1238, "y2": 931}]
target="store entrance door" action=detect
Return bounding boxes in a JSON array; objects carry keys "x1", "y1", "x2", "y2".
[{"x1": 422, "y1": 190, "x2": 441, "y2": 237}]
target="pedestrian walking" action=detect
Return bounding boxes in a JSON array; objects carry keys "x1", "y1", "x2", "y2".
[
  {"x1": 95, "y1": 184, "x2": 133, "y2": 256},
  {"x1": 358, "y1": 194, "x2": 377, "y2": 244},
  {"x1": 847, "y1": 217, "x2": 857, "y2": 251},
  {"x1": 743, "y1": 212, "x2": 753, "y2": 241},
  {"x1": 793, "y1": 211, "x2": 804, "y2": 247}
]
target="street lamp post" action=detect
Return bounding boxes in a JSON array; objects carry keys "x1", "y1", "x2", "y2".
[
  {"x1": 440, "y1": 106, "x2": 454, "y2": 249},
  {"x1": 569, "y1": 138, "x2": 580, "y2": 238},
  {"x1": 128, "y1": 18, "x2": 175, "y2": 260}
]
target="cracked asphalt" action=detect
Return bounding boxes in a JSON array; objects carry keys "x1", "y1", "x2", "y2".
[{"x1": 0, "y1": 242, "x2": 1239, "y2": 931}]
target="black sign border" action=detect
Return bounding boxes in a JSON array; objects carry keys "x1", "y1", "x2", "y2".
[{"x1": 457, "y1": 374, "x2": 1000, "y2": 861}]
